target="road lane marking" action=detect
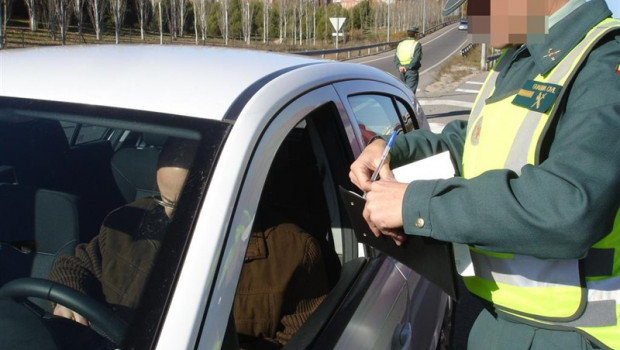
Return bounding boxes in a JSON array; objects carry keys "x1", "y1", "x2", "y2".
[
  {"x1": 420, "y1": 39, "x2": 469, "y2": 75},
  {"x1": 455, "y1": 88, "x2": 480, "y2": 94},
  {"x1": 361, "y1": 25, "x2": 466, "y2": 69},
  {"x1": 419, "y1": 99, "x2": 473, "y2": 108}
]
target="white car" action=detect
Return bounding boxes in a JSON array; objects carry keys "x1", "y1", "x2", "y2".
[
  {"x1": 458, "y1": 19, "x2": 468, "y2": 30},
  {"x1": 0, "y1": 46, "x2": 451, "y2": 349}
]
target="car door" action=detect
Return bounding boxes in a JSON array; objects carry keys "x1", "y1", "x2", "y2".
[{"x1": 192, "y1": 80, "x2": 448, "y2": 350}]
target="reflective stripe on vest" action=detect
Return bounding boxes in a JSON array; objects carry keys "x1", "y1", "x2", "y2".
[
  {"x1": 461, "y1": 18, "x2": 620, "y2": 349},
  {"x1": 396, "y1": 39, "x2": 419, "y2": 65}
]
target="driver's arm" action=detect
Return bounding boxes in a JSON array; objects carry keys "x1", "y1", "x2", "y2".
[{"x1": 48, "y1": 233, "x2": 106, "y2": 299}]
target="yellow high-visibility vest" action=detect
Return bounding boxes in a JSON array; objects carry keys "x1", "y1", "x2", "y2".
[
  {"x1": 461, "y1": 18, "x2": 620, "y2": 349},
  {"x1": 396, "y1": 39, "x2": 419, "y2": 66}
]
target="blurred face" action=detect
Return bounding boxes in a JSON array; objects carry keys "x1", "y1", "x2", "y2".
[
  {"x1": 156, "y1": 166, "x2": 189, "y2": 218},
  {"x1": 468, "y1": 0, "x2": 568, "y2": 48}
]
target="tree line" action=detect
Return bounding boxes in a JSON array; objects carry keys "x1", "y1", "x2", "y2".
[{"x1": 0, "y1": 0, "x2": 445, "y2": 48}]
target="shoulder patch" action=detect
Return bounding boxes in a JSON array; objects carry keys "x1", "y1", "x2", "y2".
[{"x1": 512, "y1": 80, "x2": 562, "y2": 113}]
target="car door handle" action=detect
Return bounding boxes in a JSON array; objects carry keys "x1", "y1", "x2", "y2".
[{"x1": 392, "y1": 322, "x2": 412, "y2": 350}]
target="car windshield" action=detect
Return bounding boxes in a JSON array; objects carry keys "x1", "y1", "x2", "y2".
[{"x1": 0, "y1": 96, "x2": 228, "y2": 347}]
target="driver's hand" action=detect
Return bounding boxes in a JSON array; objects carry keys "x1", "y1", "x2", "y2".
[{"x1": 53, "y1": 304, "x2": 90, "y2": 327}]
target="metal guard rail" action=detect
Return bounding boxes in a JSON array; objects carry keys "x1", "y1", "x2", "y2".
[{"x1": 291, "y1": 19, "x2": 458, "y2": 60}]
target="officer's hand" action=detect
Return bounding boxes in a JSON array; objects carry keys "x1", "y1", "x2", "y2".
[
  {"x1": 399, "y1": 66, "x2": 406, "y2": 74},
  {"x1": 363, "y1": 180, "x2": 407, "y2": 246},
  {"x1": 349, "y1": 139, "x2": 394, "y2": 192},
  {"x1": 53, "y1": 304, "x2": 90, "y2": 327}
]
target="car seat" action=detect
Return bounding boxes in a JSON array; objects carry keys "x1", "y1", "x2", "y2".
[
  {"x1": 0, "y1": 117, "x2": 72, "y2": 192},
  {"x1": 259, "y1": 128, "x2": 342, "y2": 288},
  {"x1": 0, "y1": 184, "x2": 79, "y2": 306},
  {"x1": 110, "y1": 134, "x2": 167, "y2": 203}
]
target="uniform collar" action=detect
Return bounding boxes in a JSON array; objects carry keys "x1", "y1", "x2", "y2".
[
  {"x1": 526, "y1": 0, "x2": 612, "y2": 76},
  {"x1": 548, "y1": 0, "x2": 585, "y2": 28}
]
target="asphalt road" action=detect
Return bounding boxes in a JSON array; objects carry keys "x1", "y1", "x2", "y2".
[
  {"x1": 355, "y1": 24, "x2": 487, "y2": 350},
  {"x1": 352, "y1": 23, "x2": 482, "y2": 133}
]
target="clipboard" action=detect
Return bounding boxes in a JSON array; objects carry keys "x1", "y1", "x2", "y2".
[{"x1": 339, "y1": 186, "x2": 459, "y2": 300}]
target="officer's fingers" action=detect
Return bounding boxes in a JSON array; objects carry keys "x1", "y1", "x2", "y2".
[
  {"x1": 349, "y1": 165, "x2": 372, "y2": 191},
  {"x1": 378, "y1": 164, "x2": 394, "y2": 181},
  {"x1": 362, "y1": 205, "x2": 382, "y2": 238},
  {"x1": 383, "y1": 229, "x2": 407, "y2": 246}
]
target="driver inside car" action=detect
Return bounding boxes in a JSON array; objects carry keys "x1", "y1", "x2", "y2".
[{"x1": 48, "y1": 137, "x2": 330, "y2": 349}]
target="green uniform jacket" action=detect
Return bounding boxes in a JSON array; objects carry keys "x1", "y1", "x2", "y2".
[{"x1": 389, "y1": 0, "x2": 620, "y2": 260}]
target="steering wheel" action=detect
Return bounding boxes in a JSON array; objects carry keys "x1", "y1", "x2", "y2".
[{"x1": 0, "y1": 277, "x2": 127, "y2": 345}]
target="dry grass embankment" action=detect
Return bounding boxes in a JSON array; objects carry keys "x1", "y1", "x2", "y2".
[{"x1": 424, "y1": 44, "x2": 485, "y2": 93}]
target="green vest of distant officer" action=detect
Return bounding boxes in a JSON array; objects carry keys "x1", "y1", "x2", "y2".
[{"x1": 394, "y1": 26, "x2": 422, "y2": 95}]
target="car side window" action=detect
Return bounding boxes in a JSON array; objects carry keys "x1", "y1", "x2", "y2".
[
  {"x1": 348, "y1": 94, "x2": 403, "y2": 143},
  {"x1": 395, "y1": 99, "x2": 418, "y2": 132},
  {"x1": 230, "y1": 102, "x2": 353, "y2": 348},
  {"x1": 60, "y1": 121, "x2": 111, "y2": 145}
]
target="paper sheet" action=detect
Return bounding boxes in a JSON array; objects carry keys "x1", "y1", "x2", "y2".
[
  {"x1": 392, "y1": 151, "x2": 455, "y2": 181},
  {"x1": 392, "y1": 151, "x2": 474, "y2": 276}
]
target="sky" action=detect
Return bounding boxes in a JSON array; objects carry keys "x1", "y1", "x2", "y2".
[{"x1": 604, "y1": 0, "x2": 620, "y2": 18}]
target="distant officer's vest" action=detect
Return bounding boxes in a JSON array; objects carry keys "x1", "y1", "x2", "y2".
[
  {"x1": 461, "y1": 18, "x2": 620, "y2": 349},
  {"x1": 396, "y1": 39, "x2": 420, "y2": 66}
]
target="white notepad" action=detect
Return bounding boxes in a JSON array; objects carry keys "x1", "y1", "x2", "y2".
[{"x1": 392, "y1": 151, "x2": 474, "y2": 276}]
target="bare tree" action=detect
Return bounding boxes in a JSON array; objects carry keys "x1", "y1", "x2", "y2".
[
  {"x1": 74, "y1": 0, "x2": 85, "y2": 35},
  {"x1": 218, "y1": 0, "x2": 228, "y2": 45},
  {"x1": 48, "y1": 0, "x2": 72, "y2": 44},
  {"x1": 177, "y1": 0, "x2": 186, "y2": 37},
  {"x1": 24, "y1": 0, "x2": 37, "y2": 30},
  {"x1": 312, "y1": 0, "x2": 316, "y2": 45},
  {"x1": 135, "y1": 0, "x2": 149, "y2": 40},
  {"x1": 151, "y1": 0, "x2": 164, "y2": 44},
  {"x1": 0, "y1": 0, "x2": 3, "y2": 49},
  {"x1": 278, "y1": 0, "x2": 287, "y2": 44},
  {"x1": 166, "y1": 0, "x2": 188, "y2": 39},
  {"x1": 240, "y1": 0, "x2": 252, "y2": 44},
  {"x1": 0, "y1": 0, "x2": 13, "y2": 48},
  {"x1": 88, "y1": 0, "x2": 107, "y2": 40},
  {"x1": 190, "y1": 0, "x2": 207, "y2": 44},
  {"x1": 297, "y1": 0, "x2": 302, "y2": 45},
  {"x1": 109, "y1": 0, "x2": 126, "y2": 44},
  {"x1": 43, "y1": 0, "x2": 57, "y2": 41},
  {"x1": 262, "y1": 0, "x2": 268, "y2": 43}
]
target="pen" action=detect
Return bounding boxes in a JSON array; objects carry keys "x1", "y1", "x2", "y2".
[{"x1": 370, "y1": 130, "x2": 398, "y2": 182}]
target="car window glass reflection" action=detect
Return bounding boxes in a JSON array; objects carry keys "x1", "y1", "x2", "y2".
[
  {"x1": 0, "y1": 110, "x2": 204, "y2": 347},
  {"x1": 348, "y1": 94, "x2": 403, "y2": 144}
]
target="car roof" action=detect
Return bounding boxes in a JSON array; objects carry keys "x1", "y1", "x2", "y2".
[{"x1": 0, "y1": 45, "x2": 400, "y2": 121}]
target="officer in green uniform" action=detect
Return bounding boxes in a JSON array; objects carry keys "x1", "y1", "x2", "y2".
[
  {"x1": 351, "y1": 0, "x2": 620, "y2": 349},
  {"x1": 394, "y1": 26, "x2": 422, "y2": 95}
]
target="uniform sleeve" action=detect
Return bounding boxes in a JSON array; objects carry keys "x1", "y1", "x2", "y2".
[
  {"x1": 400, "y1": 41, "x2": 620, "y2": 259},
  {"x1": 48, "y1": 228, "x2": 107, "y2": 300},
  {"x1": 394, "y1": 48, "x2": 401, "y2": 68},
  {"x1": 406, "y1": 42, "x2": 422, "y2": 70}
]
